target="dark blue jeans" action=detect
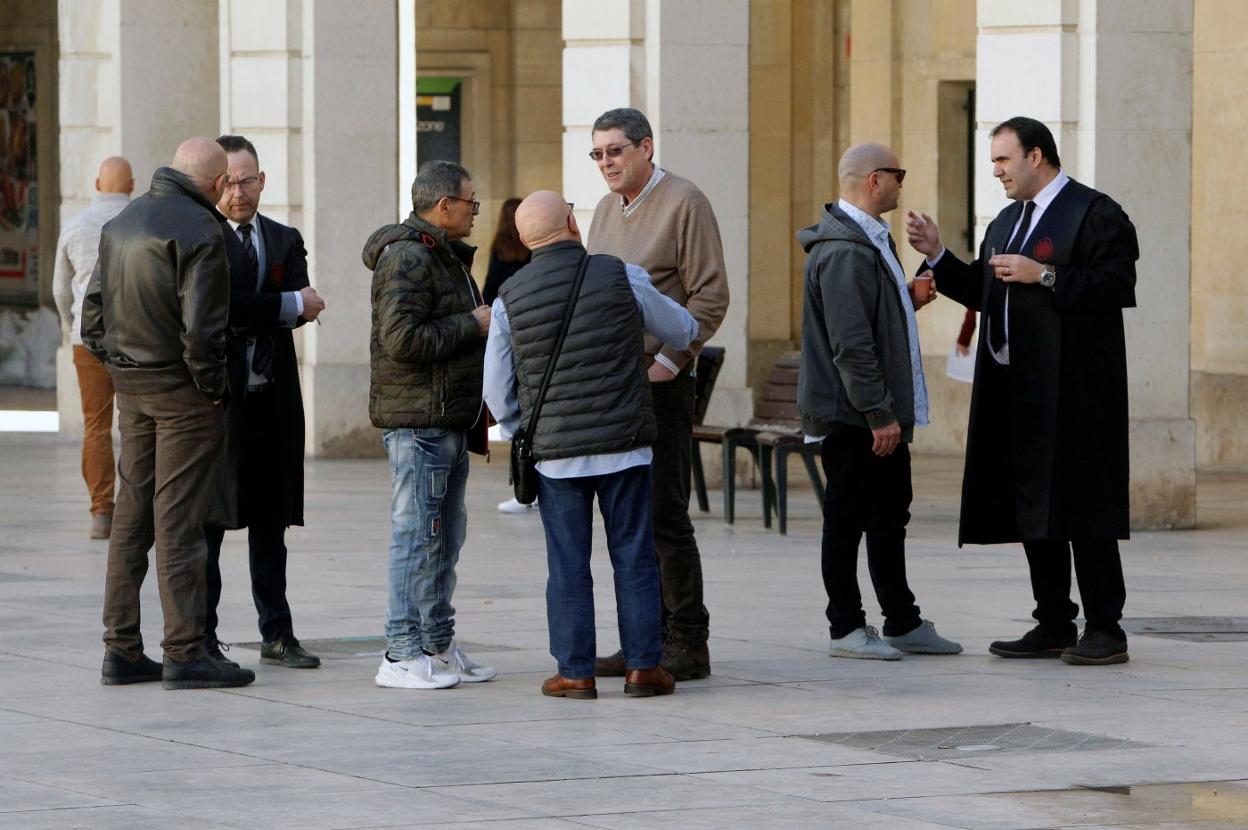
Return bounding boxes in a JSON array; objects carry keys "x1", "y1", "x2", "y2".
[{"x1": 537, "y1": 464, "x2": 662, "y2": 679}]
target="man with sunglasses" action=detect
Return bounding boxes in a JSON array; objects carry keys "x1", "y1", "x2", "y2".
[
  {"x1": 363, "y1": 160, "x2": 496, "y2": 690},
  {"x1": 798, "y1": 142, "x2": 961, "y2": 661},
  {"x1": 586, "y1": 108, "x2": 730, "y2": 682}
]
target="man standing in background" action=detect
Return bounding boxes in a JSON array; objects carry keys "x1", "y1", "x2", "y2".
[
  {"x1": 587, "y1": 107, "x2": 730, "y2": 682},
  {"x1": 53, "y1": 156, "x2": 133, "y2": 539}
]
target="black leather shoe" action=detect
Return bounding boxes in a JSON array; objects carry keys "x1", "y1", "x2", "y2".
[
  {"x1": 660, "y1": 640, "x2": 710, "y2": 681},
  {"x1": 101, "y1": 650, "x2": 163, "y2": 685},
  {"x1": 989, "y1": 625, "x2": 1077, "y2": 658},
  {"x1": 261, "y1": 636, "x2": 321, "y2": 669},
  {"x1": 1061, "y1": 628, "x2": 1129, "y2": 665},
  {"x1": 205, "y1": 639, "x2": 240, "y2": 669},
  {"x1": 162, "y1": 653, "x2": 256, "y2": 689},
  {"x1": 594, "y1": 649, "x2": 627, "y2": 678}
]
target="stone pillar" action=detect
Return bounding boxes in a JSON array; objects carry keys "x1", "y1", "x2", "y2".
[
  {"x1": 56, "y1": 0, "x2": 218, "y2": 437},
  {"x1": 977, "y1": 0, "x2": 1195, "y2": 528},
  {"x1": 299, "y1": 0, "x2": 398, "y2": 456},
  {"x1": 562, "y1": 0, "x2": 753, "y2": 435}
]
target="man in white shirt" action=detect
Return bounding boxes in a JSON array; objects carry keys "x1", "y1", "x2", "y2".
[{"x1": 53, "y1": 156, "x2": 133, "y2": 539}]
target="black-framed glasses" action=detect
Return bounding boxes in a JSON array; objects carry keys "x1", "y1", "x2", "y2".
[
  {"x1": 445, "y1": 195, "x2": 480, "y2": 214},
  {"x1": 872, "y1": 167, "x2": 907, "y2": 183},
  {"x1": 588, "y1": 142, "x2": 638, "y2": 162}
]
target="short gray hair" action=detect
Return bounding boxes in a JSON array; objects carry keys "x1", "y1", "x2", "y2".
[
  {"x1": 592, "y1": 108, "x2": 653, "y2": 144},
  {"x1": 411, "y1": 160, "x2": 471, "y2": 214}
]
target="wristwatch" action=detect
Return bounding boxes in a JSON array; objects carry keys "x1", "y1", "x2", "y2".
[{"x1": 1040, "y1": 266, "x2": 1057, "y2": 289}]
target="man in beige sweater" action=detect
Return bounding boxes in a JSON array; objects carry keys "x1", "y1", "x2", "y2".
[{"x1": 587, "y1": 107, "x2": 729, "y2": 681}]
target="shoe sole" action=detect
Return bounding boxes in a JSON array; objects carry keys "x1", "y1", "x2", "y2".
[
  {"x1": 162, "y1": 679, "x2": 254, "y2": 689},
  {"x1": 664, "y1": 666, "x2": 710, "y2": 681},
  {"x1": 988, "y1": 646, "x2": 1068, "y2": 659},
  {"x1": 542, "y1": 687, "x2": 597, "y2": 699},
  {"x1": 375, "y1": 676, "x2": 459, "y2": 690},
  {"x1": 1061, "y1": 651, "x2": 1129, "y2": 666},
  {"x1": 101, "y1": 674, "x2": 162, "y2": 686},
  {"x1": 260, "y1": 657, "x2": 321, "y2": 668},
  {"x1": 829, "y1": 650, "x2": 902, "y2": 661},
  {"x1": 891, "y1": 646, "x2": 964, "y2": 655},
  {"x1": 624, "y1": 684, "x2": 675, "y2": 697},
  {"x1": 450, "y1": 671, "x2": 496, "y2": 683}
]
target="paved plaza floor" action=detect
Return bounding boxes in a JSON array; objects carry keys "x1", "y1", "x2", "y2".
[{"x1": 1, "y1": 431, "x2": 1247, "y2": 829}]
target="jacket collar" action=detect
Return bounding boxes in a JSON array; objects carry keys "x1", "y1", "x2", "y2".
[
  {"x1": 147, "y1": 167, "x2": 219, "y2": 213},
  {"x1": 403, "y1": 212, "x2": 477, "y2": 268},
  {"x1": 529, "y1": 239, "x2": 585, "y2": 260}
]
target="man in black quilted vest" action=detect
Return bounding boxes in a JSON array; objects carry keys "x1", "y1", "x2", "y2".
[{"x1": 483, "y1": 190, "x2": 698, "y2": 700}]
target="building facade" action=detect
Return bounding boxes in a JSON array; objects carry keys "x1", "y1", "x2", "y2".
[{"x1": 3, "y1": 0, "x2": 1242, "y2": 528}]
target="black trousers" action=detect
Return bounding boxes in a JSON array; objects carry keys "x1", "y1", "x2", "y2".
[
  {"x1": 205, "y1": 385, "x2": 295, "y2": 643},
  {"x1": 649, "y1": 370, "x2": 709, "y2": 647},
  {"x1": 1023, "y1": 539, "x2": 1126, "y2": 640},
  {"x1": 819, "y1": 427, "x2": 921, "y2": 639}
]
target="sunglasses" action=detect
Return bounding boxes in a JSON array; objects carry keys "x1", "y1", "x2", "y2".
[
  {"x1": 588, "y1": 142, "x2": 639, "y2": 162},
  {"x1": 872, "y1": 167, "x2": 907, "y2": 183}
]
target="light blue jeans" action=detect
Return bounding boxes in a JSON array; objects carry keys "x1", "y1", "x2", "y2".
[{"x1": 382, "y1": 427, "x2": 469, "y2": 659}]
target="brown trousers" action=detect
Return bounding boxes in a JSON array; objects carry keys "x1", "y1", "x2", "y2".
[
  {"x1": 102, "y1": 383, "x2": 224, "y2": 661},
  {"x1": 73, "y1": 345, "x2": 116, "y2": 516}
]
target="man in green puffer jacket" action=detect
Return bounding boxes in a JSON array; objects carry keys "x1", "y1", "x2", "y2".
[{"x1": 362, "y1": 160, "x2": 495, "y2": 691}]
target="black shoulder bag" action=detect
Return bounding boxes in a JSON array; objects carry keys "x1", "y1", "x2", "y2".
[{"x1": 509, "y1": 253, "x2": 591, "y2": 504}]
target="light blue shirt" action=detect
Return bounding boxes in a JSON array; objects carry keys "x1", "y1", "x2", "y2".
[
  {"x1": 483, "y1": 259, "x2": 699, "y2": 479},
  {"x1": 837, "y1": 199, "x2": 929, "y2": 427}
]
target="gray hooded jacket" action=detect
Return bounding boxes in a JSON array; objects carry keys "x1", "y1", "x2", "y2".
[{"x1": 796, "y1": 202, "x2": 915, "y2": 442}]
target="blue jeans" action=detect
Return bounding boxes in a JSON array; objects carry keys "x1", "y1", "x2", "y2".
[
  {"x1": 537, "y1": 464, "x2": 662, "y2": 679},
  {"x1": 382, "y1": 427, "x2": 468, "y2": 658}
]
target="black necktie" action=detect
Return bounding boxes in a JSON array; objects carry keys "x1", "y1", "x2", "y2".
[
  {"x1": 987, "y1": 200, "x2": 1035, "y2": 354},
  {"x1": 238, "y1": 223, "x2": 274, "y2": 383}
]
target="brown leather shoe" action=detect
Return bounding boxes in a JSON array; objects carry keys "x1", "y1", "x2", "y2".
[
  {"x1": 541, "y1": 673, "x2": 597, "y2": 700},
  {"x1": 624, "y1": 666, "x2": 675, "y2": 697},
  {"x1": 594, "y1": 648, "x2": 627, "y2": 677}
]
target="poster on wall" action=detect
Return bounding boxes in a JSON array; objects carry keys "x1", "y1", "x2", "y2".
[
  {"x1": 416, "y1": 77, "x2": 462, "y2": 165},
  {"x1": 0, "y1": 51, "x2": 37, "y2": 300}
]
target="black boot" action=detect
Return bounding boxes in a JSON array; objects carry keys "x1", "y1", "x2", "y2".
[
  {"x1": 660, "y1": 639, "x2": 710, "y2": 681},
  {"x1": 101, "y1": 650, "x2": 163, "y2": 685},
  {"x1": 1061, "y1": 628, "x2": 1129, "y2": 666},
  {"x1": 162, "y1": 652, "x2": 256, "y2": 690},
  {"x1": 261, "y1": 635, "x2": 321, "y2": 668},
  {"x1": 989, "y1": 625, "x2": 1077, "y2": 658}
]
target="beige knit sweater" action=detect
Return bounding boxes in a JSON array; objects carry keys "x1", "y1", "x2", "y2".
[{"x1": 587, "y1": 171, "x2": 729, "y2": 371}]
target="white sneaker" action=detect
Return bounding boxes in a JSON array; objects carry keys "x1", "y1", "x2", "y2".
[
  {"x1": 498, "y1": 497, "x2": 538, "y2": 514},
  {"x1": 432, "y1": 639, "x2": 497, "y2": 683},
  {"x1": 829, "y1": 626, "x2": 903, "y2": 661},
  {"x1": 374, "y1": 653, "x2": 461, "y2": 689}
]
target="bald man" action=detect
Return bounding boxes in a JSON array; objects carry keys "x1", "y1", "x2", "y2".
[
  {"x1": 483, "y1": 190, "x2": 698, "y2": 700},
  {"x1": 53, "y1": 156, "x2": 133, "y2": 539},
  {"x1": 82, "y1": 137, "x2": 254, "y2": 689},
  {"x1": 796, "y1": 143, "x2": 962, "y2": 661}
]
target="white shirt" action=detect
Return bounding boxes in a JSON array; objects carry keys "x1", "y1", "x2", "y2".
[
  {"x1": 928, "y1": 171, "x2": 1069, "y2": 365},
  {"x1": 52, "y1": 193, "x2": 129, "y2": 345}
]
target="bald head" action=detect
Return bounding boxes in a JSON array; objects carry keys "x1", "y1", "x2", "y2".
[
  {"x1": 96, "y1": 156, "x2": 133, "y2": 195},
  {"x1": 515, "y1": 190, "x2": 578, "y2": 251},
  {"x1": 837, "y1": 142, "x2": 904, "y2": 218},
  {"x1": 171, "y1": 137, "x2": 228, "y2": 201}
]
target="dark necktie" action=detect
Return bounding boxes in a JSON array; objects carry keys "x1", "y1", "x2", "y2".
[
  {"x1": 238, "y1": 223, "x2": 275, "y2": 383},
  {"x1": 987, "y1": 200, "x2": 1036, "y2": 354}
]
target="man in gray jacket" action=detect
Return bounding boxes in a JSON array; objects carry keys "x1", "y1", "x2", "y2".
[{"x1": 797, "y1": 143, "x2": 961, "y2": 660}]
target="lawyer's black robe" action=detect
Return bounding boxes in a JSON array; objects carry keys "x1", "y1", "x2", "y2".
[{"x1": 931, "y1": 178, "x2": 1138, "y2": 545}]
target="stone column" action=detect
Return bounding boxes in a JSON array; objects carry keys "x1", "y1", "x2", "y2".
[
  {"x1": 299, "y1": 0, "x2": 398, "y2": 456},
  {"x1": 977, "y1": 0, "x2": 1195, "y2": 528},
  {"x1": 56, "y1": 0, "x2": 218, "y2": 437},
  {"x1": 562, "y1": 0, "x2": 753, "y2": 438}
]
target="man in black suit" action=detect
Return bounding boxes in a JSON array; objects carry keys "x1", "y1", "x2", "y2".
[
  {"x1": 906, "y1": 116, "x2": 1139, "y2": 666},
  {"x1": 204, "y1": 134, "x2": 326, "y2": 668}
]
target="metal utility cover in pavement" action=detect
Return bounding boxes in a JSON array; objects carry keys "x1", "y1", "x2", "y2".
[
  {"x1": 1121, "y1": 617, "x2": 1248, "y2": 642},
  {"x1": 231, "y1": 637, "x2": 517, "y2": 659},
  {"x1": 801, "y1": 723, "x2": 1143, "y2": 760}
]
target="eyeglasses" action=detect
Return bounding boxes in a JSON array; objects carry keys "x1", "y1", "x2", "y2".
[
  {"x1": 872, "y1": 167, "x2": 907, "y2": 183},
  {"x1": 588, "y1": 142, "x2": 638, "y2": 162},
  {"x1": 223, "y1": 175, "x2": 261, "y2": 191},
  {"x1": 445, "y1": 195, "x2": 480, "y2": 215}
]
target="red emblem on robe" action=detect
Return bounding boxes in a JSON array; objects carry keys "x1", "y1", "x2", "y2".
[
  {"x1": 420, "y1": 232, "x2": 437, "y2": 249},
  {"x1": 1033, "y1": 237, "x2": 1055, "y2": 262},
  {"x1": 268, "y1": 262, "x2": 285, "y2": 287}
]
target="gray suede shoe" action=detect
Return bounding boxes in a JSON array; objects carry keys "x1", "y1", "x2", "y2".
[
  {"x1": 829, "y1": 626, "x2": 903, "y2": 660},
  {"x1": 885, "y1": 620, "x2": 963, "y2": 655}
]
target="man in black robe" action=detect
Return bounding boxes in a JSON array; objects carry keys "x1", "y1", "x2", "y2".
[{"x1": 906, "y1": 116, "x2": 1138, "y2": 666}]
